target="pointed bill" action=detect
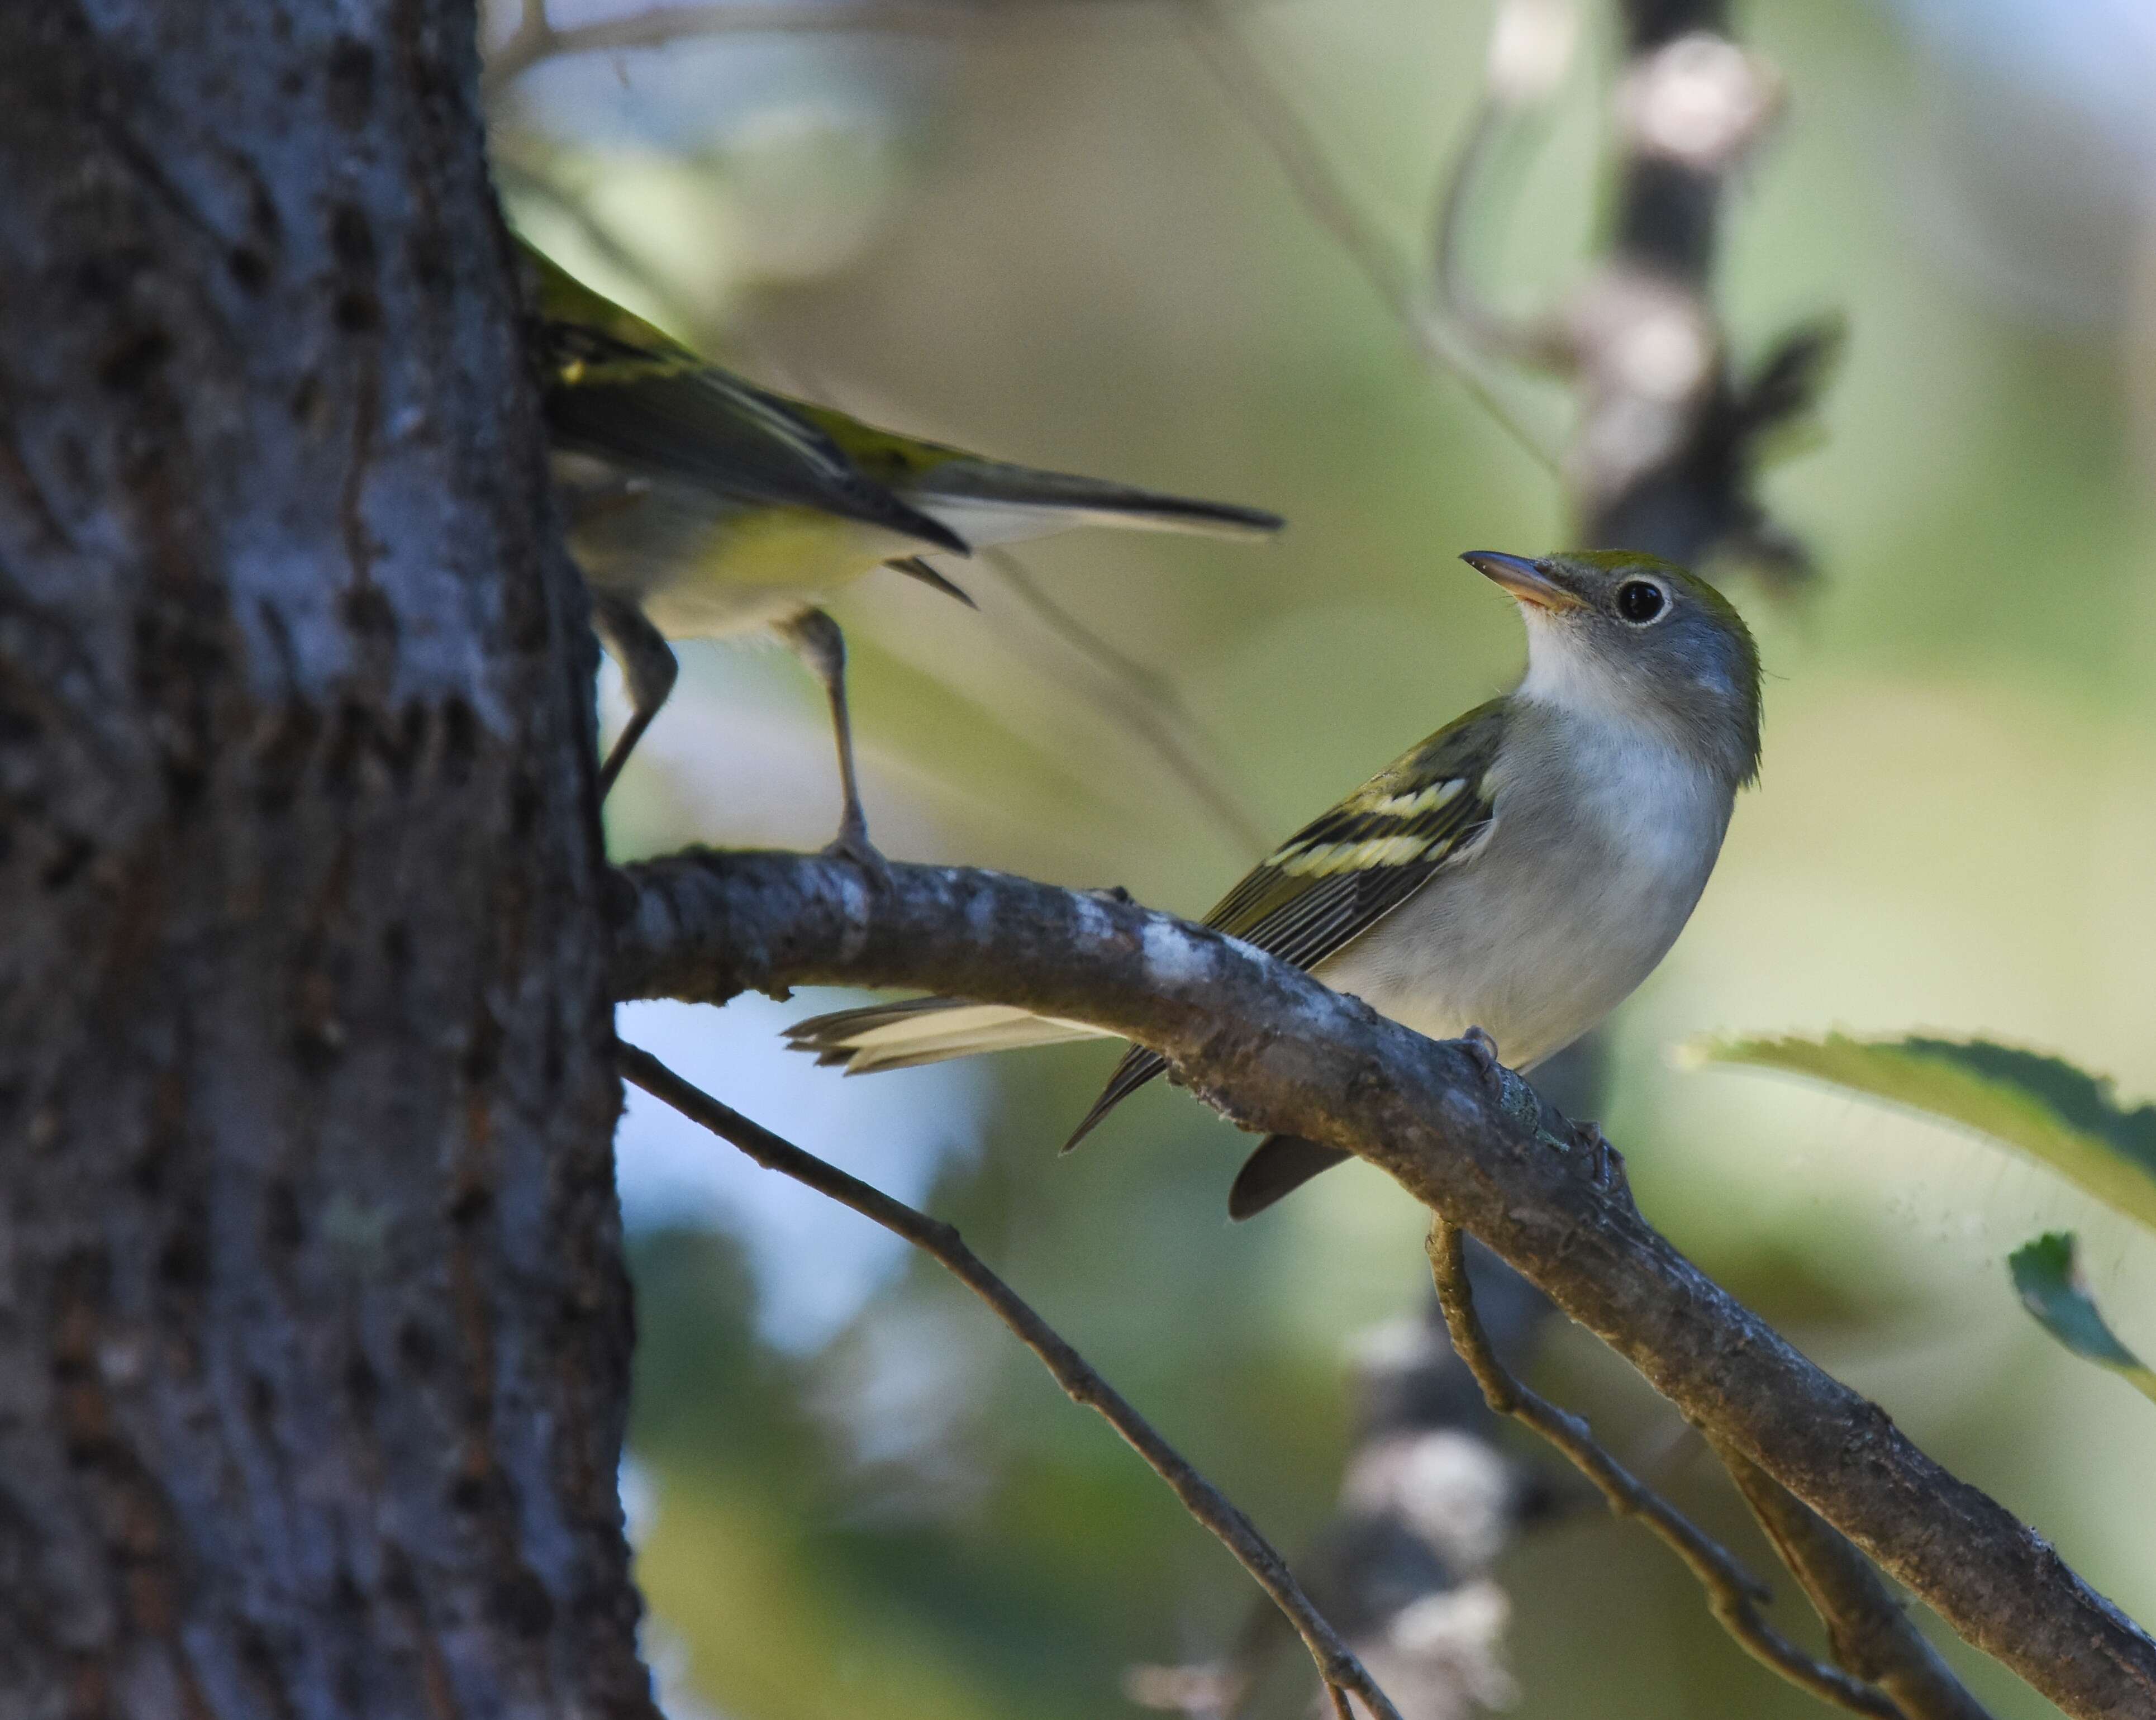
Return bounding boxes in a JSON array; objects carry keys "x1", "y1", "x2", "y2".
[{"x1": 1461, "y1": 550, "x2": 1586, "y2": 612}]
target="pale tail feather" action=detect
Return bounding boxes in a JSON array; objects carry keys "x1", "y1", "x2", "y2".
[{"x1": 784, "y1": 997, "x2": 1111, "y2": 1075}]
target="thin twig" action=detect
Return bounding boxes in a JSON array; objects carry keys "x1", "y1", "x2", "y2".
[
  {"x1": 1429, "y1": 99, "x2": 1570, "y2": 374},
  {"x1": 978, "y1": 549, "x2": 1268, "y2": 861},
  {"x1": 618, "y1": 1042, "x2": 1405, "y2": 1720},
  {"x1": 486, "y1": 0, "x2": 1005, "y2": 98},
  {"x1": 1714, "y1": 1443, "x2": 1996, "y2": 1720},
  {"x1": 1177, "y1": 1, "x2": 1561, "y2": 476},
  {"x1": 1425, "y1": 1217, "x2": 1903, "y2": 1719}
]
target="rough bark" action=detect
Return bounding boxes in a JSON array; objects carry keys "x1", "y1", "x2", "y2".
[
  {"x1": 612, "y1": 848, "x2": 2156, "y2": 1720},
  {"x1": 0, "y1": 4, "x2": 651, "y2": 1716}
]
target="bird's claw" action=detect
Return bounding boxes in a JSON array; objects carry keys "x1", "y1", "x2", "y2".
[
  {"x1": 1460, "y1": 1025, "x2": 1503, "y2": 1087},
  {"x1": 822, "y1": 821, "x2": 892, "y2": 886},
  {"x1": 1576, "y1": 1121, "x2": 1629, "y2": 1193}
]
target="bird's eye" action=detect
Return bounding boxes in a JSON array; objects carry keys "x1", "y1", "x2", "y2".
[{"x1": 1616, "y1": 580, "x2": 1667, "y2": 624}]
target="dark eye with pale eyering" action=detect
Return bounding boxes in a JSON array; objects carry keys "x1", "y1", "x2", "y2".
[{"x1": 1616, "y1": 579, "x2": 1667, "y2": 624}]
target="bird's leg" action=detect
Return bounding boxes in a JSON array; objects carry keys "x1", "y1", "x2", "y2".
[
  {"x1": 775, "y1": 607, "x2": 886, "y2": 876},
  {"x1": 589, "y1": 592, "x2": 678, "y2": 800},
  {"x1": 1459, "y1": 1025, "x2": 1503, "y2": 1086},
  {"x1": 1574, "y1": 1121, "x2": 1630, "y2": 1196}
]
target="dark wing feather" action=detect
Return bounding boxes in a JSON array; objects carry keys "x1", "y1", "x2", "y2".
[
  {"x1": 782, "y1": 408, "x2": 1284, "y2": 540},
  {"x1": 912, "y1": 459, "x2": 1283, "y2": 537},
  {"x1": 1229, "y1": 1136, "x2": 1354, "y2": 1219},
  {"x1": 536, "y1": 317, "x2": 968, "y2": 555},
  {"x1": 1062, "y1": 702, "x2": 1506, "y2": 1149}
]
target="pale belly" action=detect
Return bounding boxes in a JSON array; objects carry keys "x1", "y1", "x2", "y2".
[
  {"x1": 561, "y1": 467, "x2": 925, "y2": 642},
  {"x1": 1313, "y1": 742, "x2": 1730, "y2": 1071}
]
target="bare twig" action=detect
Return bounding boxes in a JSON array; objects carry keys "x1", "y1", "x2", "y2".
[
  {"x1": 1713, "y1": 1442, "x2": 1996, "y2": 1720},
  {"x1": 1429, "y1": 98, "x2": 1570, "y2": 375},
  {"x1": 486, "y1": 0, "x2": 1008, "y2": 98},
  {"x1": 607, "y1": 849, "x2": 2156, "y2": 1720},
  {"x1": 616, "y1": 1041, "x2": 1405, "y2": 1720},
  {"x1": 978, "y1": 549, "x2": 1268, "y2": 860},
  {"x1": 1177, "y1": 2, "x2": 1562, "y2": 476},
  {"x1": 1425, "y1": 1217, "x2": 1901, "y2": 1719}
]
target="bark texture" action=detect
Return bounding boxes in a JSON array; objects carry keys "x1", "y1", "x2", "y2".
[{"x1": 0, "y1": 4, "x2": 650, "y2": 1715}]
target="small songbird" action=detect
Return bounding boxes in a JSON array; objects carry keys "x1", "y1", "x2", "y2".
[
  {"x1": 520, "y1": 239, "x2": 1284, "y2": 859},
  {"x1": 787, "y1": 551, "x2": 1762, "y2": 1215}
]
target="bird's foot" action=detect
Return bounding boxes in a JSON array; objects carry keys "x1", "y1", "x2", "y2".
[
  {"x1": 1574, "y1": 1120, "x2": 1630, "y2": 1195},
  {"x1": 821, "y1": 819, "x2": 892, "y2": 886},
  {"x1": 1460, "y1": 1025, "x2": 1504, "y2": 1087}
]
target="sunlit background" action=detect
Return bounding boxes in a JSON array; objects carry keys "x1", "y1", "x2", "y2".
[{"x1": 491, "y1": 2, "x2": 2156, "y2": 1714}]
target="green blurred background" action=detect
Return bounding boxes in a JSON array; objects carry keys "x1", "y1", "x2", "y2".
[{"x1": 492, "y1": 2, "x2": 2156, "y2": 1714}]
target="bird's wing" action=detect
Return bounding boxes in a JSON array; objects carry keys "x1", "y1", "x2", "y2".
[
  {"x1": 786, "y1": 405, "x2": 1283, "y2": 540},
  {"x1": 1063, "y1": 701, "x2": 1506, "y2": 1148},
  {"x1": 523, "y1": 243, "x2": 967, "y2": 555},
  {"x1": 927, "y1": 461, "x2": 1283, "y2": 538}
]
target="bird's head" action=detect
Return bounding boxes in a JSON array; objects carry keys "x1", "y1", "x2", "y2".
[{"x1": 1463, "y1": 549, "x2": 1763, "y2": 786}]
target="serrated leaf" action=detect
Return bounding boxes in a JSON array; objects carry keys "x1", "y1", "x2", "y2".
[
  {"x1": 1691, "y1": 1033, "x2": 2156, "y2": 1236},
  {"x1": 2008, "y1": 1233, "x2": 2156, "y2": 1403}
]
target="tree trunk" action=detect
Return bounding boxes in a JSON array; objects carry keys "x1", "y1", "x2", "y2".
[{"x1": 0, "y1": 4, "x2": 651, "y2": 1714}]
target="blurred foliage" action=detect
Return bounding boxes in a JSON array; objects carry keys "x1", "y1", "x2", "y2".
[
  {"x1": 491, "y1": 0, "x2": 2156, "y2": 1715},
  {"x1": 2008, "y1": 1233, "x2": 2156, "y2": 1405},
  {"x1": 1699, "y1": 1034, "x2": 2156, "y2": 1233}
]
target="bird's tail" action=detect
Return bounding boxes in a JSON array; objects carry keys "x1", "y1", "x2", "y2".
[
  {"x1": 911, "y1": 459, "x2": 1284, "y2": 547},
  {"x1": 784, "y1": 996, "x2": 1113, "y2": 1074}
]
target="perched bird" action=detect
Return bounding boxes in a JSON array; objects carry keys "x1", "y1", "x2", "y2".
[
  {"x1": 787, "y1": 551, "x2": 1762, "y2": 1215},
  {"x1": 520, "y1": 239, "x2": 1284, "y2": 858}
]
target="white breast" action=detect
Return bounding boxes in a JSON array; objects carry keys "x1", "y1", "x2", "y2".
[{"x1": 1316, "y1": 701, "x2": 1733, "y2": 1071}]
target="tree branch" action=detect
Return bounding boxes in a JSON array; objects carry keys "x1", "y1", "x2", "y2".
[
  {"x1": 607, "y1": 848, "x2": 2156, "y2": 1720},
  {"x1": 1712, "y1": 1442, "x2": 1997, "y2": 1720},
  {"x1": 615, "y1": 1042, "x2": 1401, "y2": 1720},
  {"x1": 1425, "y1": 1218, "x2": 1899, "y2": 1718},
  {"x1": 1569, "y1": 0, "x2": 1807, "y2": 570}
]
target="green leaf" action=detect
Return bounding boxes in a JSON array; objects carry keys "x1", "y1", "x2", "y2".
[
  {"x1": 2008, "y1": 1233, "x2": 2156, "y2": 1403},
  {"x1": 1691, "y1": 1033, "x2": 2156, "y2": 1236}
]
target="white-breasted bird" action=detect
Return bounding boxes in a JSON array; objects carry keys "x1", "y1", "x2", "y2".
[
  {"x1": 521, "y1": 239, "x2": 1283, "y2": 857},
  {"x1": 786, "y1": 550, "x2": 1763, "y2": 1215}
]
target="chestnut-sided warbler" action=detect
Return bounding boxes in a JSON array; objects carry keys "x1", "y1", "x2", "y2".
[
  {"x1": 787, "y1": 552, "x2": 1762, "y2": 1214},
  {"x1": 520, "y1": 239, "x2": 1282, "y2": 858}
]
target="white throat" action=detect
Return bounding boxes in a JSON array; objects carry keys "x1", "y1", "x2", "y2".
[
  {"x1": 1510, "y1": 612, "x2": 1731, "y2": 883},
  {"x1": 1514, "y1": 614, "x2": 1640, "y2": 728}
]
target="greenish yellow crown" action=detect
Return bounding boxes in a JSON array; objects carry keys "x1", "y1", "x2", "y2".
[{"x1": 520, "y1": 238, "x2": 705, "y2": 383}]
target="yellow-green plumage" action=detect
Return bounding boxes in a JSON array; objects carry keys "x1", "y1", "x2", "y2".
[
  {"x1": 1202, "y1": 706, "x2": 1502, "y2": 950},
  {"x1": 519, "y1": 237, "x2": 1284, "y2": 842}
]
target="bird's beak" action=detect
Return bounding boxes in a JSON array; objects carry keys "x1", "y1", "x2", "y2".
[{"x1": 1461, "y1": 551, "x2": 1586, "y2": 613}]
